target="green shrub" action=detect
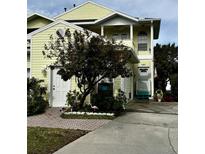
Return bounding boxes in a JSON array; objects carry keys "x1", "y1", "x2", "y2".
[
  {"x1": 91, "y1": 89, "x2": 127, "y2": 112},
  {"x1": 27, "y1": 77, "x2": 48, "y2": 116},
  {"x1": 66, "y1": 90, "x2": 82, "y2": 111},
  {"x1": 91, "y1": 94, "x2": 113, "y2": 112},
  {"x1": 113, "y1": 90, "x2": 127, "y2": 112}
]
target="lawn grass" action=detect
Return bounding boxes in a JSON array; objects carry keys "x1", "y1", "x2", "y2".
[
  {"x1": 27, "y1": 127, "x2": 89, "y2": 154},
  {"x1": 61, "y1": 114, "x2": 115, "y2": 120}
]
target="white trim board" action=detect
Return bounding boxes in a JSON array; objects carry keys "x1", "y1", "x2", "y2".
[
  {"x1": 53, "y1": 1, "x2": 160, "y2": 29},
  {"x1": 27, "y1": 20, "x2": 98, "y2": 38},
  {"x1": 95, "y1": 12, "x2": 138, "y2": 25},
  {"x1": 54, "y1": 1, "x2": 139, "y2": 23},
  {"x1": 54, "y1": 1, "x2": 114, "y2": 19},
  {"x1": 71, "y1": 12, "x2": 139, "y2": 26},
  {"x1": 27, "y1": 13, "x2": 55, "y2": 22}
]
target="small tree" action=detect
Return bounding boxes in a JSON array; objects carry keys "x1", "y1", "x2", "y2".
[
  {"x1": 43, "y1": 29, "x2": 132, "y2": 108},
  {"x1": 154, "y1": 43, "x2": 178, "y2": 99}
]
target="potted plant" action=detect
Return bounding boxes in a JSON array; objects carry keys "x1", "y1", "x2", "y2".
[{"x1": 155, "y1": 89, "x2": 163, "y2": 102}]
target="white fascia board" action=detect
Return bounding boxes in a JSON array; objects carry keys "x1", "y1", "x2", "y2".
[
  {"x1": 27, "y1": 20, "x2": 82, "y2": 37},
  {"x1": 27, "y1": 13, "x2": 55, "y2": 22},
  {"x1": 27, "y1": 35, "x2": 31, "y2": 40},
  {"x1": 27, "y1": 20, "x2": 99, "y2": 38},
  {"x1": 86, "y1": 1, "x2": 114, "y2": 12},
  {"x1": 54, "y1": 1, "x2": 114, "y2": 19},
  {"x1": 54, "y1": 2, "x2": 89, "y2": 19},
  {"x1": 94, "y1": 12, "x2": 138, "y2": 24},
  {"x1": 54, "y1": 0, "x2": 138, "y2": 23},
  {"x1": 94, "y1": 12, "x2": 116, "y2": 23},
  {"x1": 72, "y1": 12, "x2": 138, "y2": 25},
  {"x1": 71, "y1": 21, "x2": 96, "y2": 25},
  {"x1": 53, "y1": 1, "x2": 161, "y2": 26},
  {"x1": 138, "y1": 18, "x2": 161, "y2": 23},
  {"x1": 112, "y1": 11, "x2": 139, "y2": 22},
  {"x1": 80, "y1": 1, "x2": 138, "y2": 22}
]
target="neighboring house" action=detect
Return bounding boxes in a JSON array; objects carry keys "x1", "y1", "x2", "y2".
[{"x1": 27, "y1": 1, "x2": 161, "y2": 107}]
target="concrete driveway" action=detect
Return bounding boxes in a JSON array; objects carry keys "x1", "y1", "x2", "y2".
[
  {"x1": 126, "y1": 101, "x2": 178, "y2": 115},
  {"x1": 55, "y1": 102, "x2": 178, "y2": 154}
]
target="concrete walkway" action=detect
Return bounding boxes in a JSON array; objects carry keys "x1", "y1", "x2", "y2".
[
  {"x1": 55, "y1": 103, "x2": 178, "y2": 154},
  {"x1": 27, "y1": 108, "x2": 111, "y2": 131}
]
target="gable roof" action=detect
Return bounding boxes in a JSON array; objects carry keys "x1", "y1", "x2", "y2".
[
  {"x1": 27, "y1": 13, "x2": 55, "y2": 22},
  {"x1": 29, "y1": 1, "x2": 160, "y2": 39},
  {"x1": 54, "y1": 1, "x2": 113, "y2": 20},
  {"x1": 138, "y1": 18, "x2": 161, "y2": 39},
  {"x1": 95, "y1": 12, "x2": 139, "y2": 24},
  {"x1": 54, "y1": 1, "x2": 140, "y2": 22},
  {"x1": 27, "y1": 20, "x2": 98, "y2": 39}
]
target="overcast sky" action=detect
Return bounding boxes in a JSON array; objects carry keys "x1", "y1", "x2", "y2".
[{"x1": 28, "y1": 0, "x2": 178, "y2": 45}]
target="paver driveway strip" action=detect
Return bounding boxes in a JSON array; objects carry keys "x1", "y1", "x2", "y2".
[
  {"x1": 27, "y1": 108, "x2": 111, "y2": 131},
  {"x1": 54, "y1": 104, "x2": 178, "y2": 154}
]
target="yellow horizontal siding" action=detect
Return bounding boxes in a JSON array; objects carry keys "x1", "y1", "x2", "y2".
[
  {"x1": 56, "y1": 3, "x2": 113, "y2": 20},
  {"x1": 28, "y1": 17, "x2": 52, "y2": 29},
  {"x1": 114, "y1": 76, "x2": 121, "y2": 96},
  {"x1": 71, "y1": 77, "x2": 80, "y2": 91},
  {"x1": 31, "y1": 23, "x2": 77, "y2": 87}
]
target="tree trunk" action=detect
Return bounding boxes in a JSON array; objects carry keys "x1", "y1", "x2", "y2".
[{"x1": 79, "y1": 92, "x2": 89, "y2": 109}]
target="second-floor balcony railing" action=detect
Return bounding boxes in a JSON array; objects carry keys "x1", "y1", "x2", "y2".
[
  {"x1": 114, "y1": 40, "x2": 133, "y2": 48},
  {"x1": 111, "y1": 39, "x2": 151, "y2": 56}
]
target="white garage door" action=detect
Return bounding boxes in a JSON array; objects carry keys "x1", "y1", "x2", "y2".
[
  {"x1": 52, "y1": 69, "x2": 71, "y2": 107},
  {"x1": 137, "y1": 80, "x2": 151, "y2": 94}
]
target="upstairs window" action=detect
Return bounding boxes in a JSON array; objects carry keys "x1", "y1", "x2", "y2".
[{"x1": 138, "y1": 31, "x2": 148, "y2": 51}]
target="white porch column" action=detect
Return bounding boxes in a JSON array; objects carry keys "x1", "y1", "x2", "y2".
[
  {"x1": 101, "y1": 25, "x2": 104, "y2": 36},
  {"x1": 48, "y1": 67, "x2": 53, "y2": 107},
  {"x1": 150, "y1": 21, "x2": 154, "y2": 56},
  {"x1": 150, "y1": 21, "x2": 154, "y2": 98},
  {"x1": 130, "y1": 24, "x2": 133, "y2": 48}
]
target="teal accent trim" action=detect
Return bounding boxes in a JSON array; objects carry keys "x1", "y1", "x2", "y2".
[{"x1": 136, "y1": 91, "x2": 150, "y2": 99}]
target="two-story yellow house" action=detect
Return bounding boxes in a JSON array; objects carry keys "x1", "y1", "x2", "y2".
[{"x1": 27, "y1": 1, "x2": 160, "y2": 107}]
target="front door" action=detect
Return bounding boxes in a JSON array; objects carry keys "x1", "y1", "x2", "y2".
[{"x1": 52, "y1": 69, "x2": 71, "y2": 107}]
